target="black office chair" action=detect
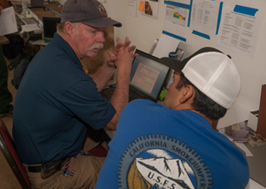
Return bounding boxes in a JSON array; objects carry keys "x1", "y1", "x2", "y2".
[{"x1": 0, "y1": 118, "x2": 31, "y2": 189}]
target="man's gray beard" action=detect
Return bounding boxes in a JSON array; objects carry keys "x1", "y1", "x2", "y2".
[{"x1": 88, "y1": 43, "x2": 104, "y2": 51}]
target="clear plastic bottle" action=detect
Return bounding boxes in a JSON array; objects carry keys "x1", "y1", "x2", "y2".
[{"x1": 21, "y1": 1, "x2": 27, "y2": 16}]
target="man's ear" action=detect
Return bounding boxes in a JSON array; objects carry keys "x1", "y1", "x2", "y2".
[
  {"x1": 179, "y1": 85, "x2": 195, "y2": 104},
  {"x1": 64, "y1": 22, "x2": 75, "y2": 36}
]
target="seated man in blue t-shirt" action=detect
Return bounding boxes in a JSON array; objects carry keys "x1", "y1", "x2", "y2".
[{"x1": 95, "y1": 47, "x2": 250, "y2": 189}]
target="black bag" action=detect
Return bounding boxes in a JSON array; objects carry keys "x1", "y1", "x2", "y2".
[
  {"x1": 8, "y1": 52, "x2": 26, "y2": 71},
  {"x1": 11, "y1": 56, "x2": 33, "y2": 89},
  {"x1": 2, "y1": 34, "x2": 24, "y2": 60},
  {"x1": 10, "y1": 42, "x2": 39, "y2": 89}
]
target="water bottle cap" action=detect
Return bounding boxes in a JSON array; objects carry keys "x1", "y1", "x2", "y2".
[{"x1": 168, "y1": 52, "x2": 177, "y2": 59}]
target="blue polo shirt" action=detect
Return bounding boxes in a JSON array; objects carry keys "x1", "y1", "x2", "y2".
[{"x1": 13, "y1": 33, "x2": 116, "y2": 164}]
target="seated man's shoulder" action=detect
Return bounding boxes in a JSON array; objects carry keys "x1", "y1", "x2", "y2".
[{"x1": 126, "y1": 99, "x2": 157, "y2": 110}]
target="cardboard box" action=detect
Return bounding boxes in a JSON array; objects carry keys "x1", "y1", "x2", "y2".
[{"x1": 247, "y1": 110, "x2": 259, "y2": 131}]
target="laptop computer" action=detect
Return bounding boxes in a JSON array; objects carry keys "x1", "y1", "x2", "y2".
[
  {"x1": 101, "y1": 49, "x2": 170, "y2": 102},
  {"x1": 30, "y1": 17, "x2": 61, "y2": 46},
  {"x1": 42, "y1": 16, "x2": 61, "y2": 41},
  {"x1": 28, "y1": 0, "x2": 44, "y2": 8}
]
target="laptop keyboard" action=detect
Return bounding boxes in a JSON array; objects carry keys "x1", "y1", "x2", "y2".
[
  {"x1": 100, "y1": 84, "x2": 116, "y2": 101},
  {"x1": 100, "y1": 84, "x2": 148, "y2": 102},
  {"x1": 129, "y1": 88, "x2": 146, "y2": 102}
]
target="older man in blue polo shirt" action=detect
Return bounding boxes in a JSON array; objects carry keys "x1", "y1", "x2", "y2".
[{"x1": 12, "y1": 0, "x2": 136, "y2": 188}]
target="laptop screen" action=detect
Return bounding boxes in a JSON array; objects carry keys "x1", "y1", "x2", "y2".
[
  {"x1": 130, "y1": 49, "x2": 170, "y2": 101},
  {"x1": 42, "y1": 17, "x2": 61, "y2": 41},
  {"x1": 30, "y1": 0, "x2": 44, "y2": 8}
]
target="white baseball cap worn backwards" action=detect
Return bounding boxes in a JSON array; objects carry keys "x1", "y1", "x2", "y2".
[{"x1": 160, "y1": 47, "x2": 241, "y2": 109}]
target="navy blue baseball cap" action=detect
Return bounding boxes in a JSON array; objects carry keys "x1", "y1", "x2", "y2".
[{"x1": 61, "y1": 0, "x2": 122, "y2": 28}]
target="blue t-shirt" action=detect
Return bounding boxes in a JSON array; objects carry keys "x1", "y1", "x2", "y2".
[
  {"x1": 95, "y1": 100, "x2": 249, "y2": 189},
  {"x1": 12, "y1": 33, "x2": 116, "y2": 164}
]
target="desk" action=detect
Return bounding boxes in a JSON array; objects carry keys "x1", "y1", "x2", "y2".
[
  {"x1": 11, "y1": 1, "x2": 62, "y2": 46},
  {"x1": 246, "y1": 179, "x2": 266, "y2": 189},
  {"x1": 11, "y1": 1, "x2": 61, "y2": 27},
  {"x1": 245, "y1": 143, "x2": 266, "y2": 187}
]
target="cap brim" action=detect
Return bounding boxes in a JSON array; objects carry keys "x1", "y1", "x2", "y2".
[
  {"x1": 159, "y1": 47, "x2": 224, "y2": 73},
  {"x1": 81, "y1": 17, "x2": 122, "y2": 28},
  {"x1": 159, "y1": 58, "x2": 185, "y2": 73}
]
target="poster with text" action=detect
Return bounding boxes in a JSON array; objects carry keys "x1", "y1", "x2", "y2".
[
  {"x1": 163, "y1": 5, "x2": 189, "y2": 41},
  {"x1": 217, "y1": 6, "x2": 265, "y2": 58}
]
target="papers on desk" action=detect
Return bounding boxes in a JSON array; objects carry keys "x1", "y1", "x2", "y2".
[
  {"x1": 30, "y1": 39, "x2": 50, "y2": 46},
  {"x1": 152, "y1": 33, "x2": 180, "y2": 58},
  {"x1": 20, "y1": 24, "x2": 42, "y2": 34},
  {"x1": 235, "y1": 142, "x2": 253, "y2": 157},
  {"x1": 0, "y1": 6, "x2": 18, "y2": 36},
  {"x1": 218, "y1": 128, "x2": 253, "y2": 157}
]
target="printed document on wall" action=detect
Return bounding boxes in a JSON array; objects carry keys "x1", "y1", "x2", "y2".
[
  {"x1": 190, "y1": 0, "x2": 221, "y2": 38},
  {"x1": 217, "y1": 6, "x2": 264, "y2": 58},
  {"x1": 127, "y1": 0, "x2": 138, "y2": 17},
  {"x1": 163, "y1": 5, "x2": 189, "y2": 40},
  {"x1": 141, "y1": 0, "x2": 159, "y2": 20},
  {"x1": 164, "y1": 0, "x2": 191, "y2": 5}
]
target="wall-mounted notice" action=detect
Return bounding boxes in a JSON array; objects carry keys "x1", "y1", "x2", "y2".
[
  {"x1": 164, "y1": 0, "x2": 191, "y2": 6},
  {"x1": 141, "y1": 0, "x2": 159, "y2": 20},
  {"x1": 163, "y1": 5, "x2": 189, "y2": 42},
  {"x1": 217, "y1": 5, "x2": 264, "y2": 58},
  {"x1": 127, "y1": 0, "x2": 138, "y2": 17},
  {"x1": 190, "y1": 0, "x2": 222, "y2": 40}
]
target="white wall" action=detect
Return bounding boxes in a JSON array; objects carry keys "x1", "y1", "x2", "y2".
[
  {"x1": 58, "y1": 0, "x2": 266, "y2": 112},
  {"x1": 101, "y1": 0, "x2": 266, "y2": 112}
]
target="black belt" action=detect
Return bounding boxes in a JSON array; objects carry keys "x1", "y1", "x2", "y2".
[
  {"x1": 28, "y1": 165, "x2": 42, "y2": 172},
  {"x1": 26, "y1": 157, "x2": 69, "y2": 173}
]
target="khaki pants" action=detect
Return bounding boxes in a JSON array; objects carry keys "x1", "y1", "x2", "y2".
[{"x1": 24, "y1": 128, "x2": 109, "y2": 189}]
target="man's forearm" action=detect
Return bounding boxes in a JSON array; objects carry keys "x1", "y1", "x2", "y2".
[
  {"x1": 110, "y1": 67, "x2": 130, "y2": 114},
  {"x1": 105, "y1": 67, "x2": 131, "y2": 130},
  {"x1": 103, "y1": 38, "x2": 136, "y2": 130}
]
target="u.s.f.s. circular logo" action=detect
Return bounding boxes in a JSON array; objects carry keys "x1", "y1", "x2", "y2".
[{"x1": 118, "y1": 134, "x2": 213, "y2": 189}]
